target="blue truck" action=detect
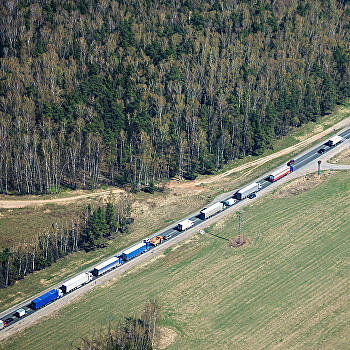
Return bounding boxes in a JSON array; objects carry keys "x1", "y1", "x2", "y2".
[
  {"x1": 92, "y1": 256, "x2": 121, "y2": 276},
  {"x1": 121, "y1": 241, "x2": 150, "y2": 261},
  {"x1": 30, "y1": 289, "x2": 62, "y2": 310}
]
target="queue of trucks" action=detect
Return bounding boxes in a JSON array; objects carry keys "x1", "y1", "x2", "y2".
[{"x1": 1, "y1": 133, "x2": 347, "y2": 330}]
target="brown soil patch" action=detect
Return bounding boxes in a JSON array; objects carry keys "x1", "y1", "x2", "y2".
[
  {"x1": 156, "y1": 327, "x2": 177, "y2": 349},
  {"x1": 229, "y1": 237, "x2": 248, "y2": 248},
  {"x1": 273, "y1": 172, "x2": 334, "y2": 198}
]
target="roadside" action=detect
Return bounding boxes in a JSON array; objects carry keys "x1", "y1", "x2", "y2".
[{"x1": 1, "y1": 131, "x2": 349, "y2": 343}]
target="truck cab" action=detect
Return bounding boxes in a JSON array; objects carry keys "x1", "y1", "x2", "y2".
[{"x1": 15, "y1": 308, "x2": 28, "y2": 318}]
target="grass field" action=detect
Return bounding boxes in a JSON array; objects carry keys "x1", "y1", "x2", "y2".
[
  {"x1": 329, "y1": 146, "x2": 350, "y2": 165},
  {"x1": 2, "y1": 170, "x2": 350, "y2": 349}
]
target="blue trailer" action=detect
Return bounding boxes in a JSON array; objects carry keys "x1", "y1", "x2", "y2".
[
  {"x1": 92, "y1": 256, "x2": 121, "y2": 276},
  {"x1": 122, "y1": 241, "x2": 150, "y2": 261},
  {"x1": 30, "y1": 289, "x2": 62, "y2": 310}
]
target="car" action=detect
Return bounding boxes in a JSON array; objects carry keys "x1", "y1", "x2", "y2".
[
  {"x1": 287, "y1": 159, "x2": 295, "y2": 166},
  {"x1": 248, "y1": 193, "x2": 256, "y2": 199},
  {"x1": 5, "y1": 317, "x2": 14, "y2": 323},
  {"x1": 318, "y1": 148, "x2": 326, "y2": 154},
  {"x1": 163, "y1": 233, "x2": 172, "y2": 240}
]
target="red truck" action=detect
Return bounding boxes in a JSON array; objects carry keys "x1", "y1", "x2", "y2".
[{"x1": 268, "y1": 166, "x2": 293, "y2": 182}]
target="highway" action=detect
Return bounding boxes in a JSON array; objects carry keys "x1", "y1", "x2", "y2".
[{"x1": 1, "y1": 128, "x2": 350, "y2": 331}]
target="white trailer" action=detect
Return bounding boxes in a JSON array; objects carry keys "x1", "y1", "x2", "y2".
[
  {"x1": 235, "y1": 182, "x2": 262, "y2": 200},
  {"x1": 61, "y1": 272, "x2": 93, "y2": 294},
  {"x1": 92, "y1": 256, "x2": 121, "y2": 276},
  {"x1": 199, "y1": 202, "x2": 224, "y2": 219},
  {"x1": 177, "y1": 219, "x2": 194, "y2": 231},
  {"x1": 223, "y1": 198, "x2": 237, "y2": 206},
  {"x1": 327, "y1": 135, "x2": 344, "y2": 146}
]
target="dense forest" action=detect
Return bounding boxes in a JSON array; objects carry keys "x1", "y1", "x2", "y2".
[
  {"x1": 0, "y1": 197, "x2": 132, "y2": 288},
  {"x1": 0, "y1": 0, "x2": 349, "y2": 194}
]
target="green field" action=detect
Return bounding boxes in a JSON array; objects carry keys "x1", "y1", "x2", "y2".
[
  {"x1": 329, "y1": 147, "x2": 350, "y2": 165},
  {"x1": 2, "y1": 171, "x2": 350, "y2": 349}
]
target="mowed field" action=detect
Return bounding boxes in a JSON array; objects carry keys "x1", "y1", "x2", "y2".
[
  {"x1": 2, "y1": 170, "x2": 350, "y2": 349},
  {"x1": 329, "y1": 146, "x2": 350, "y2": 165}
]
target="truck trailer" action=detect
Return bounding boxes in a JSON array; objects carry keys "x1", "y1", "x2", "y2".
[
  {"x1": 199, "y1": 202, "x2": 224, "y2": 220},
  {"x1": 61, "y1": 272, "x2": 93, "y2": 294},
  {"x1": 30, "y1": 289, "x2": 62, "y2": 310},
  {"x1": 0, "y1": 320, "x2": 5, "y2": 329},
  {"x1": 268, "y1": 166, "x2": 293, "y2": 182},
  {"x1": 121, "y1": 241, "x2": 150, "y2": 261},
  {"x1": 92, "y1": 256, "x2": 121, "y2": 276},
  {"x1": 177, "y1": 219, "x2": 194, "y2": 231},
  {"x1": 327, "y1": 135, "x2": 344, "y2": 146},
  {"x1": 235, "y1": 182, "x2": 262, "y2": 200}
]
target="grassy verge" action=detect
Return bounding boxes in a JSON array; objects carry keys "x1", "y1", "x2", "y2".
[
  {"x1": 2, "y1": 170, "x2": 349, "y2": 349},
  {"x1": 328, "y1": 146, "x2": 350, "y2": 165},
  {"x1": 0, "y1": 102, "x2": 349, "y2": 313}
]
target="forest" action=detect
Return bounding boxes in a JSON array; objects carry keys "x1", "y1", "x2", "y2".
[
  {"x1": 0, "y1": 0, "x2": 349, "y2": 193},
  {"x1": 0, "y1": 197, "x2": 133, "y2": 288}
]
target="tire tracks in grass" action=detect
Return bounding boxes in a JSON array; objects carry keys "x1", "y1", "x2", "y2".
[
  {"x1": 236, "y1": 232, "x2": 349, "y2": 342},
  {"x1": 215, "y1": 221, "x2": 340, "y2": 332}
]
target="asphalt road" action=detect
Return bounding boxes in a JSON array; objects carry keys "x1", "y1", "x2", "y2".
[{"x1": 1, "y1": 127, "x2": 350, "y2": 332}]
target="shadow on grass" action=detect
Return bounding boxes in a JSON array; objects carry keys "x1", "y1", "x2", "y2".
[{"x1": 208, "y1": 232, "x2": 229, "y2": 241}]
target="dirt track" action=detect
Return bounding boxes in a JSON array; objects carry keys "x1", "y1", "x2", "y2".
[{"x1": 0, "y1": 188, "x2": 124, "y2": 209}]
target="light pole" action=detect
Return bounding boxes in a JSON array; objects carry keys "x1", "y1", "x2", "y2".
[{"x1": 237, "y1": 210, "x2": 242, "y2": 244}]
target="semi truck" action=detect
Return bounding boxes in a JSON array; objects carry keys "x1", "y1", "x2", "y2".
[
  {"x1": 92, "y1": 256, "x2": 121, "y2": 276},
  {"x1": 235, "y1": 182, "x2": 262, "y2": 200},
  {"x1": 327, "y1": 135, "x2": 344, "y2": 146},
  {"x1": 0, "y1": 320, "x2": 5, "y2": 329},
  {"x1": 177, "y1": 219, "x2": 194, "y2": 231},
  {"x1": 199, "y1": 202, "x2": 224, "y2": 220},
  {"x1": 30, "y1": 289, "x2": 62, "y2": 310},
  {"x1": 223, "y1": 198, "x2": 237, "y2": 206},
  {"x1": 121, "y1": 241, "x2": 150, "y2": 261},
  {"x1": 61, "y1": 272, "x2": 93, "y2": 294},
  {"x1": 149, "y1": 236, "x2": 163, "y2": 246},
  {"x1": 268, "y1": 166, "x2": 293, "y2": 182}
]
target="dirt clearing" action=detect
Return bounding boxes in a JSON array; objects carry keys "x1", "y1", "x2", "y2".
[
  {"x1": 156, "y1": 327, "x2": 177, "y2": 349},
  {"x1": 272, "y1": 171, "x2": 336, "y2": 198}
]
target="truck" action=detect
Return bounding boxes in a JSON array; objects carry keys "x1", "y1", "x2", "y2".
[
  {"x1": 199, "y1": 202, "x2": 224, "y2": 220},
  {"x1": 177, "y1": 219, "x2": 194, "y2": 231},
  {"x1": 61, "y1": 272, "x2": 93, "y2": 294},
  {"x1": 15, "y1": 308, "x2": 28, "y2": 317},
  {"x1": 0, "y1": 320, "x2": 5, "y2": 329},
  {"x1": 223, "y1": 198, "x2": 237, "y2": 206},
  {"x1": 121, "y1": 241, "x2": 150, "y2": 261},
  {"x1": 149, "y1": 236, "x2": 163, "y2": 246},
  {"x1": 327, "y1": 135, "x2": 344, "y2": 147},
  {"x1": 268, "y1": 166, "x2": 293, "y2": 182},
  {"x1": 92, "y1": 256, "x2": 121, "y2": 276},
  {"x1": 235, "y1": 182, "x2": 262, "y2": 200},
  {"x1": 30, "y1": 289, "x2": 62, "y2": 310}
]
